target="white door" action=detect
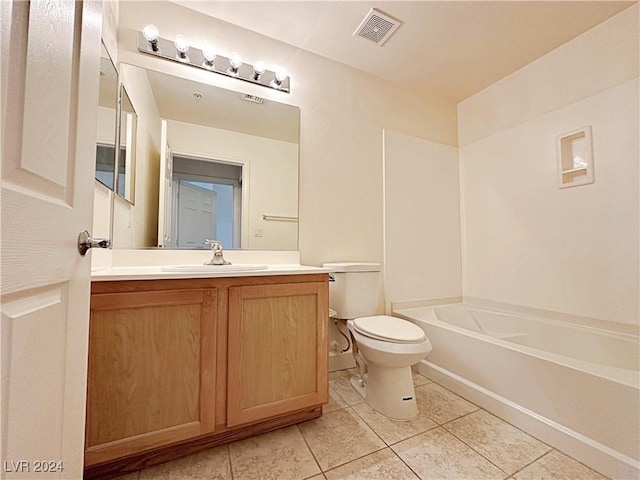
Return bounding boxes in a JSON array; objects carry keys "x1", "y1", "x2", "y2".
[
  {"x1": 176, "y1": 181, "x2": 217, "y2": 248},
  {"x1": 1, "y1": 1, "x2": 101, "y2": 479},
  {"x1": 158, "y1": 120, "x2": 174, "y2": 247}
]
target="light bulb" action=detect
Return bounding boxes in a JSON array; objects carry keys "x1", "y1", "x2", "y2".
[
  {"x1": 228, "y1": 52, "x2": 242, "y2": 74},
  {"x1": 143, "y1": 24, "x2": 160, "y2": 52},
  {"x1": 274, "y1": 66, "x2": 287, "y2": 82},
  {"x1": 271, "y1": 66, "x2": 288, "y2": 88},
  {"x1": 143, "y1": 24, "x2": 159, "y2": 42},
  {"x1": 253, "y1": 60, "x2": 266, "y2": 80},
  {"x1": 202, "y1": 45, "x2": 217, "y2": 67},
  {"x1": 174, "y1": 35, "x2": 189, "y2": 54}
]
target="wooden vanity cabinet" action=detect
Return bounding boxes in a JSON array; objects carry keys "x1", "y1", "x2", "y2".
[
  {"x1": 227, "y1": 282, "x2": 328, "y2": 426},
  {"x1": 84, "y1": 274, "x2": 328, "y2": 479},
  {"x1": 85, "y1": 287, "x2": 218, "y2": 465}
]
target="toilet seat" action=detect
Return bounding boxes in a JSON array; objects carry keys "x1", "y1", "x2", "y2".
[{"x1": 353, "y1": 315, "x2": 426, "y2": 344}]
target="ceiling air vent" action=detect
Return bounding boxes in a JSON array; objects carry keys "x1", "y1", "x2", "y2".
[
  {"x1": 242, "y1": 94, "x2": 264, "y2": 104},
  {"x1": 353, "y1": 8, "x2": 402, "y2": 46}
]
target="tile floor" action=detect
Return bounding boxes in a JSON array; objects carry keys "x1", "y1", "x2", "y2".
[{"x1": 113, "y1": 369, "x2": 608, "y2": 480}]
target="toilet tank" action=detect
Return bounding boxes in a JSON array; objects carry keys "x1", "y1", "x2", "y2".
[{"x1": 322, "y1": 262, "x2": 381, "y2": 319}]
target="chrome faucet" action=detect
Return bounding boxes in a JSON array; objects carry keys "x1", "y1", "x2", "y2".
[{"x1": 204, "y1": 239, "x2": 232, "y2": 265}]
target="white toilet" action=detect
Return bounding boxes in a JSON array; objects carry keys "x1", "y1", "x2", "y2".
[{"x1": 323, "y1": 262, "x2": 432, "y2": 420}]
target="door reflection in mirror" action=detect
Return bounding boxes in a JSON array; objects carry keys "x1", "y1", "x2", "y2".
[{"x1": 172, "y1": 155, "x2": 242, "y2": 249}]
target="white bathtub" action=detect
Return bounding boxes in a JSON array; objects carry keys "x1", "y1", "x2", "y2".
[{"x1": 394, "y1": 303, "x2": 639, "y2": 480}]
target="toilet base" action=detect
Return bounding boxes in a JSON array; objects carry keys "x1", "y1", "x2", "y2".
[{"x1": 350, "y1": 365, "x2": 418, "y2": 421}]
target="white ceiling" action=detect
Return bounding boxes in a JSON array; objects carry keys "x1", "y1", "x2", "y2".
[{"x1": 174, "y1": 0, "x2": 635, "y2": 102}]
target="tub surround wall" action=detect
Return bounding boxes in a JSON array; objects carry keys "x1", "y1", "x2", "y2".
[
  {"x1": 458, "y1": 5, "x2": 639, "y2": 326},
  {"x1": 383, "y1": 130, "x2": 462, "y2": 309}
]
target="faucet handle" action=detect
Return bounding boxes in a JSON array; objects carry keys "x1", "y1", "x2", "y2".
[
  {"x1": 205, "y1": 239, "x2": 223, "y2": 250},
  {"x1": 203, "y1": 239, "x2": 231, "y2": 265}
]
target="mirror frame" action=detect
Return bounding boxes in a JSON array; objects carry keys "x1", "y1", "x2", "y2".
[
  {"x1": 95, "y1": 42, "x2": 118, "y2": 193},
  {"x1": 114, "y1": 83, "x2": 137, "y2": 205}
]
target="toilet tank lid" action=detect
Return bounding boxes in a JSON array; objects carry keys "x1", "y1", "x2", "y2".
[{"x1": 322, "y1": 262, "x2": 381, "y2": 272}]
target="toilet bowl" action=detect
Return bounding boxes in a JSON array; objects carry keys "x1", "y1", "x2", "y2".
[
  {"x1": 348, "y1": 315, "x2": 432, "y2": 420},
  {"x1": 322, "y1": 262, "x2": 433, "y2": 420}
]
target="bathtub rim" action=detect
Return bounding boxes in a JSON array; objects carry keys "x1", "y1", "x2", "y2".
[{"x1": 394, "y1": 303, "x2": 639, "y2": 389}]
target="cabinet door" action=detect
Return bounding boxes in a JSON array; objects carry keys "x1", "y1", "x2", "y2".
[
  {"x1": 227, "y1": 282, "x2": 328, "y2": 427},
  {"x1": 85, "y1": 288, "x2": 216, "y2": 465}
]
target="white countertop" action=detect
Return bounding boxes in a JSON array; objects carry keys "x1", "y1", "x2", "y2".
[{"x1": 91, "y1": 264, "x2": 330, "y2": 281}]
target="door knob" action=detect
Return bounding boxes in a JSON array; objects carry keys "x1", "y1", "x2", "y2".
[{"x1": 78, "y1": 230, "x2": 111, "y2": 256}]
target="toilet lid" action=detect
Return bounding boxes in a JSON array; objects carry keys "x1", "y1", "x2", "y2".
[{"x1": 353, "y1": 315, "x2": 426, "y2": 344}]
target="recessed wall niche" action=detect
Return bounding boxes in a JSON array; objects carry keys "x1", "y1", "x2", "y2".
[{"x1": 556, "y1": 126, "x2": 594, "y2": 188}]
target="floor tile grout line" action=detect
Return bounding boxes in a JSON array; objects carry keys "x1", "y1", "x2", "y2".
[
  {"x1": 440, "y1": 412, "x2": 553, "y2": 462},
  {"x1": 446, "y1": 404, "x2": 556, "y2": 453},
  {"x1": 439, "y1": 422, "x2": 511, "y2": 478},
  {"x1": 438, "y1": 408, "x2": 482, "y2": 429},
  {"x1": 295, "y1": 422, "x2": 325, "y2": 476},
  {"x1": 320, "y1": 445, "x2": 390, "y2": 475},
  {"x1": 329, "y1": 376, "x2": 365, "y2": 408},
  {"x1": 347, "y1": 380, "x2": 449, "y2": 448},
  {"x1": 420, "y1": 377, "x2": 486, "y2": 411},
  {"x1": 225, "y1": 443, "x2": 236, "y2": 480},
  {"x1": 328, "y1": 388, "x2": 362, "y2": 410},
  {"x1": 426, "y1": 379, "x2": 610, "y2": 479},
  {"x1": 388, "y1": 445, "x2": 423, "y2": 480},
  {"x1": 302, "y1": 399, "x2": 390, "y2": 473},
  {"x1": 339, "y1": 372, "x2": 477, "y2": 448},
  {"x1": 348, "y1": 403, "x2": 400, "y2": 448},
  {"x1": 506, "y1": 448, "x2": 556, "y2": 479}
]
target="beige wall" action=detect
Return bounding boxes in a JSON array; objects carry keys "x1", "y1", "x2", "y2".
[
  {"x1": 115, "y1": 1, "x2": 458, "y2": 268},
  {"x1": 458, "y1": 5, "x2": 639, "y2": 325},
  {"x1": 383, "y1": 130, "x2": 462, "y2": 306}
]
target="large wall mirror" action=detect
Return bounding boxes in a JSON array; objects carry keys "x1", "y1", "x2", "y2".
[{"x1": 111, "y1": 63, "x2": 300, "y2": 251}]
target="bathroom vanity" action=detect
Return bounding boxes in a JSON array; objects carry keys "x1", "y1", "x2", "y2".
[{"x1": 84, "y1": 266, "x2": 329, "y2": 479}]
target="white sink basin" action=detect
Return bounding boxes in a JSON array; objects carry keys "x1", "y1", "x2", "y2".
[{"x1": 160, "y1": 264, "x2": 268, "y2": 273}]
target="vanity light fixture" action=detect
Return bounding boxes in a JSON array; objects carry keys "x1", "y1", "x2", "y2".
[{"x1": 137, "y1": 25, "x2": 290, "y2": 93}]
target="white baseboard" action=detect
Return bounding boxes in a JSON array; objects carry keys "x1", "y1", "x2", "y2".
[{"x1": 415, "y1": 360, "x2": 639, "y2": 480}]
